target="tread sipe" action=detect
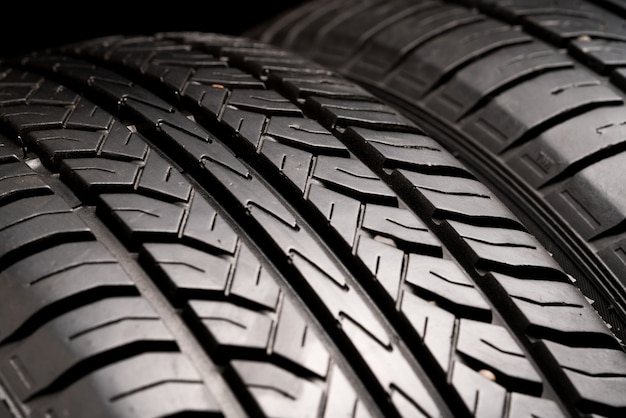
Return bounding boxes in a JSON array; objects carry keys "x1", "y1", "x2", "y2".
[
  {"x1": 0, "y1": 32, "x2": 623, "y2": 417},
  {"x1": 253, "y1": 0, "x2": 626, "y2": 348}
]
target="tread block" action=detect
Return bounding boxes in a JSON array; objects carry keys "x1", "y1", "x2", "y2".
[
  {"x1": 389, "y1": 20, "x2": 530, "y2": 98},
  {"x1": 192, "y1": 67, "x2": 264, "y2": 89},
  {"x1": 545, "y1": 152, "x2": 626, "y2": 240},
  {"x1": 525, "y1": 11, "x2": 626, "y2": 45},
  {"x1": 64, "y1": 98, "x2": 114, "y2": 131},
  {"x1": 27, "y1": 129, "x2": 103, "y2": 166},
  {"x1": 451, "y1": 361, "x2": 507, "y2": 418},
  {"x1": 99, "y1": 120, "x2": 149, "y2": 161},
  {"x1": 424, "y1": 42, "x2": 572, "y2": 120},
  {"x1": 100, "y1": 193, "x2": 185, "y2": 240},
  {"x1": 0, "y1": 195, "x2": 91, "y2": 264},
  {"x1": 361, "y1": 203, "x2": 441, "y2": 253},
  {"x1": 137, "y1": 151, "x2": 192, "y2": 202},
  {"x1": 190, "y1": 300, "x2": 273, "y2": 351},
  {"x1": 229, "y1": 244, "x2": 281, "y2": 310},
  {"x1": 231, "y1": 361, "x2": 324, "y2": 417},
  {"x1": 22, "y1": 79, "x2": 78, "y2": 105},
  {"x1": 400, "y1": 169, "x2": 519, "y2": 223},
  {"x1": 0, "y1": 241, "x2": 135, "y2": 342},
  {"x1": 461, "y1": 69, "x2": 623, "y2": 152},
  {"x1": 405, "y1": 254, "x2": 491, "y2": 318},
  {"x1": 260, "y1": 139, "x2": 313, "y2": 192},
  {"x1": 323, "y1": 365, "x2": 372, "y2": 418},
  {"x1": 0, "y1": 134, "x2": 21, "y2": 163},
  {"x1": 313, "y1": 156, "x2": 397, "y2": 204},
  {"x1": 281, "y1": 75, "x2": 373, "y2": 100},
  {"x1": 542, "y1": 340, "x2": 626, "y2": 413},
  {"x1": 0, "y1": 162, "x2": 51, "y2": 203},
  {"x1": 142, "y1": 243, "x2": 231, "y2": 293},
  {"x1": 0, "y1": 75, "x2": 40, "y2": 106},
  {"x1": 349, "y1": 5, "x2": 482, "y2": 78},
  {"x1": 447, "y1": 220, "x2": 564, "y2": 276},
  {"x1": 508, "y1": 393, "x2": 565, "y2": 418},
  {"x1": 543, "y1": 339, "x2": 626, "y2": 377},
  {"x1": 28, "y1": 353, "x2": 219, "y2": 418},
  {"x1": 265, "y1": 116, "x2": 348, "y2": 155},
  {"x1": 273, "y1": 298, "x2": 331, "y2": 378},
  {"x1": 493, "y1": 273, "x2": 618, "y2": 341},
  {"x1": 307, "y1": 183, "x2": 361, "y2": 246},
  {"x1": 311, "y1": 1, "x2": 439, "y2": 61},
  {"x1": 183, "y1": 192, "x2": 239, "y2": 254},
  {"x1": 400, "y1": 291, "x2": 455, "y2": 371},
  {"x1": 0, "y1": 105, "x2": 70, "y2": 132},
  {"x1": 61, "y1": 158, "x2": 141, "y2": 193},
  {"x1": 227, "y1": 89, "x2": 302, "y2": 116},
  {"x1": 456, "y1": 319, "x2": 541, "y2": 389},
  {"x1": 356, "y1": 235, "x2": 405, "y2": 299},
  {"x1": 0, "y1": 297, "x2": 172, "y2": 400},
  {"x1": 308, "y1": 96, "x2": 416, "y2": 130},
  {"x1": 146, "y1": 62, "x2": 196, "y2": 95},
  {"x1": 508, "y1": 107, "x2": 626, "y2": 188},
  {"x1": 570, "y1": 39, "x2": 626, "y2": 74},
  {"x1": 184, "y1": 84, "x2": 229, "y2": 117},
  {"x1": 221, "y1": 107, "x2": 267, "y2": 148},
  {"x1": 349, "y1": 126, "x2": 468, "y2": 174}
]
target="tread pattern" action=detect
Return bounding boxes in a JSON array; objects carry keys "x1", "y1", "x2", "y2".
[
  {"x1": 0, "y1": 30, "x2": 623, "y2": 417},
  {"x1": 12, "y1": 50, "x2": 443, "y2": 418},
  {"x1": 0, "y1": 140, "x2": 220, "y2": 416},
  {"x1": 256, "y1": 0, "x2": 626, "y2": 352},
  {"x1": 0, "y1": 63, "x2": 377, "y2": 418},
  {"x1": 40, "y1": 33, "x2": 626, "y2": 416}
]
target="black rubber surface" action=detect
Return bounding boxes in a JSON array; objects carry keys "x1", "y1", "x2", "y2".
[
  {"x1": 254, "y1": 0, "x2": 626, "y2": 348},
  {"x1": 0, "y1": 32, "x2": 623, "y2": 417}
]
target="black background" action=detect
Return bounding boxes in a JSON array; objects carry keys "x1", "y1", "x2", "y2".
[{"x1": 0, "y1": 1, "x2": 306, "y2": 59}]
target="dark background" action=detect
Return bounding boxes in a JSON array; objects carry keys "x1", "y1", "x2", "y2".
[{"x1": 0, "y1": 1, "x2": 307, "y2": 59}]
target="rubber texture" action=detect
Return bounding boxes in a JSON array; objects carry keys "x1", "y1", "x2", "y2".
[
  {"x1": 253, "y1": 0, "x2": 626, "y2": 347},
  {"x1": 0, "y1": 32, "x2": 623, "y2": 417}
]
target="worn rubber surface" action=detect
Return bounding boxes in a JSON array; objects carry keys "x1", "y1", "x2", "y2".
[
  {"x1": 254, "y1": 0, "x2": 626, "y2": 347},
  {"x1": 0, "y1": 33, "x2": 623, "y2": 417}
]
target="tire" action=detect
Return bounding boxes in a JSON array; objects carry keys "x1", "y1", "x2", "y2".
[
  {"x1": 0, "y1": 32, "x2": 623, "y2": 418},
  {"x1": 253, "y1": 0, "x2": 626, "y2": 348}
]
